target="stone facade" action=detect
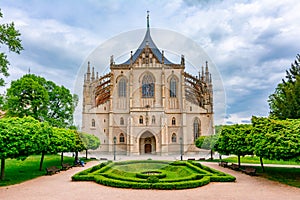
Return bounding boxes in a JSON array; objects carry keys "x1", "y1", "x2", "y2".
[{"x1": 81, "y1": 16, "x2": 214, "y2": 155}]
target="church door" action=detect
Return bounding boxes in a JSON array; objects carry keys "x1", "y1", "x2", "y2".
[{"x1": 145, "y1": 144, "x2": 151, "y2": 154}]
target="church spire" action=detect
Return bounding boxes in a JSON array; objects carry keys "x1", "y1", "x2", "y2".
[
  {"x1": 121, "y1": 11, "x2": 174, "y2": 65},
  {"x1": 147, "y1": 10, "x2": 150, "y2": 29}
]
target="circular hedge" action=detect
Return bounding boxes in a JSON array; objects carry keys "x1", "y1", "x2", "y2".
[
  {"x1": 72, "y1": 160, "x2": 235, "y2": 190},
  {"x1": 136, "y1": 171, "x2": 166, "y2": 179}
]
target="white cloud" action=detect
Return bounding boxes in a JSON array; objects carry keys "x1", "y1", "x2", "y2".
[{"x1": 1, "y1": 0, "x2": 299, "y2": 125}]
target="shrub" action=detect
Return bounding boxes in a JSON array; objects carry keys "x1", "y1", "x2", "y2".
[
  {"x1": 136, "y1": 171, "x2": 166, "y2": 179},
  {"x1": 72, "y1": 160, "x2": 235, "y2": 190},
  {"x1": 147, "y1": 176, "x2": 159, "y2": 183}
]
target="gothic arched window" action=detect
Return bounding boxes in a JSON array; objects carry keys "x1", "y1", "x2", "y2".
[
  {"x1": 193, "y1": 118, "x2": 200, "y2": 141},
  {"x1": 119, "y1": 133, "x2": 125, "y2": 143},
  {"x1": 118, "y1": 78, "x2": 126, "y2": 97},
  {"x1": 172, "y1": 133, "x2": 177, "y2": 143},
  {"x1": 139, "y1": 116, "x2": 143, "y2": 124},
  {"x1": 172, "y1": 117, "x2": 176, "y2": 125},
  {"x1": 91, "y1": 119, "x2": 95, "y2": 127},
  {"x1": 142, "y1": 73, "x2": 154, "y2": 98},
  {"x1": 170, "y1": 77, "x2": 177, "y2": 97},
  {"x1": 152, "y1": 115, "x2": 156, "y2": 124},
  {"x1": 120, "y1": 117, "x2": 124, "y2": 125}
]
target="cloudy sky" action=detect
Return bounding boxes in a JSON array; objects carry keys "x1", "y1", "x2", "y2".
[{"x1": 1, "y1": 0, "x2": 299, "y2": 125}]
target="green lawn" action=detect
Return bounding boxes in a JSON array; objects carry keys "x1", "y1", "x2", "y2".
[
  {"x1": 208, "y1": 156, "x2": 300, "y2": 188},
  {"x1": 215, "y1": 155, "x2": 299, "y2": 165},
  {"x1": 255, "y1": 166, "x2": 300, "y2": 188},
  {"x1": 0, "y1": 155, "x2": 76, "y2": 186}
]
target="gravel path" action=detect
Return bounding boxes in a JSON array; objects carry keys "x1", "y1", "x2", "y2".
[{"x1": 0, "y1": 161, "x2": 299, "y2": 200}]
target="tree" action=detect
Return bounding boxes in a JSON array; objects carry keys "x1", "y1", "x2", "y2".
[
  {"x1": 214, "y1": 124, "x2": 253, "y2": 167},
  {"x1": 269, "y1": 54, "x2": 300, "y2": 119},
  {"x1": 4, "y1": 74, "x2": 78, "y2": 128},
  {"x1": 4, "y1": 75, "x2": 49, "y2": 121},
  {"x1": 0, "y1": 9, "x2": 23, "y2": 86},
  {"x1": 40, "y1": 78, "x2": 78, "y2": 128},
  {"x1": 195, "y1": 135, "x2": 217, "y2": 160},
  {"x1": 0, "y1": 117, "x2": 39, "y2": 180},
  {"x1": 79, "y1": 132, "x2": 100, "y2": 159},
  {"x1": 251, "y1": 116, "x2": 300, "y2": 171}
]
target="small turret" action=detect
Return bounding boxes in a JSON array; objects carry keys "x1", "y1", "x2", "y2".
[
  {"x1": 91, "y1": 67, "x2": 95, "y2": 81},
  {"x1": 181, "y1": 55, "x2": 185, "y2": 66},
  {"x1": 130, "y1": 51, "x2": 133, "y2": 65},
  {"x1": 110, "y1": 55, "x2": 114, "y2": 66},
  {"x1": 86, "y1": 61, "x2": 91, "y2": 82},
  {"x1": 201, "y1": 65, "x2": 204, "y2": 81},
  {"x1": 205, "y1": 61, "x2": 209, "y2": 83}
]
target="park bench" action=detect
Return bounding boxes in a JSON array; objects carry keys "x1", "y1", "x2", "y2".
[
  {"x1": 46, "y1": 166, "x2": 60, "y2": 175},
  {"x1": 241, "y1": 167, "x2": 256, "y2": 176},
  {"x1": 100, "y1": 158, "x2": 108, "y2": 160},
  {"x1": 219, "y1": 161, "x2": 228, "y2": 167},
  {"x1": 229, "y1": 163, "x2": 240, "y2": 171},
  {"x1": 199, "y1": 158, "x2": 206, "y2": 161},
  {"x1": 187, "y1": 158, "x2": 195, "y2": 161},
  {"x1": 62, "y1": 163, "x2": 72, "y2": 170}
]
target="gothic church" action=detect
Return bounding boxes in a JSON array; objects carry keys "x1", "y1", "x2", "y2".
[{"x1": 82, "y1": 14, "x2": 214, "y2": 155}]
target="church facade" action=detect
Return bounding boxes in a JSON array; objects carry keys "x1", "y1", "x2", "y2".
[{"x1": 81, "y1": 15, "x2": 214, "y2": 155}]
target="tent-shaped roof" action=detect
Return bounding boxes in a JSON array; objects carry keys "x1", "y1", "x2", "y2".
[{"x1": 122, "y1": 13, "x2": 173, "y2": 65}]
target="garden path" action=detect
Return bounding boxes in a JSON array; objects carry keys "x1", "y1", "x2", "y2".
[{"x1": 0, "y1": 159, "x2": 299, "y2": 200}]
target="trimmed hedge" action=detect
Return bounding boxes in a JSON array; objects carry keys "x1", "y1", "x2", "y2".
[
  {"x1": 136, "y1": 171, "x2": 167, "y2": 179},
  {"x1": 72, "y1": 160, "x2": 235, "y2": 190}
]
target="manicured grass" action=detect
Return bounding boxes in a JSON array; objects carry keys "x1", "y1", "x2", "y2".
[
  {"x1": 255, "y1": 166, "x2": 300, "y2": 188},
  {"x1": 0, "y1": 155, "x2": 77, "y2": 186},
  {"x1": 213, "y1": 155, "x2": 299, "y2": 165},
  {"x1": 205, "y1": 156, "x2": 299, "y2": 188},
  {"x1": 72, "y1": 160, "x2": 236, "y2": 190}
]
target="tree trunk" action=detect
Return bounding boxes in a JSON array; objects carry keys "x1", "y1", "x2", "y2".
[
  {"x1": 61, "y1": 152, "x2": 64, "y2": 166},
  {"x1": 260, "y1": 156, "x2": 265, "y2": 172},
  {"x1": 39, "y1": 152, "x2": 45, "y2": 171},
  {"x1": 210, "y1": 150, "x2": 213, "y2": 160},
  {"x1": 238, "y1": 155, "x2": 241, "y2": 168},
  {"x1": 85, "y1": 149, "x2": 88, "y2": 159},
  {"x1": 1, "y1": 158, "x2": 5, "y2": 180},
  {"x1": 74, "y1": 152, "x2": 78, "y2": 163}
]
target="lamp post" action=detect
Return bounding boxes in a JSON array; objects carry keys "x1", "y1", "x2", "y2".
[
  {"x1": 113, "y1": 136, "x2": 117, "y2": 161},
  {"x1": 180, "y1": 137, "x2": 183, "y2": 161}
]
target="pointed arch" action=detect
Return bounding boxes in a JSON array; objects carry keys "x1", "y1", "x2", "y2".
[
  {"x1": 119, "y1": 133, "x2": 125, "y2": 143},
  {"x1": 193, "y1": 118, "x2": 201, "y2": 141},
  {"x1": 118, "y1": 77, "x2": 127, "y2": 97},
  {"x1": 120, "y1": 117, "x2": 124, "y2": 125},
  {"x1": 172, "y1": 117, "x2": 176, "y2": 125},
  {"x1": 141, "y1": 73, "x2": 155, "y2": 98},
  {"x1": 151, "y1": 115, "x2": 156, "y2": 124},
  {"x1": 171, "y1": 133, "x2": 177, "y2": 143},
  {"x1": 91, "y1": 119, "x2": 95, "y2": 127},
  {"x1": 170, "y1": 76, "x2": 177, "y2": 97},
  {"x1": 139, "y1": 115, "x2": 143, "y2": 124}
]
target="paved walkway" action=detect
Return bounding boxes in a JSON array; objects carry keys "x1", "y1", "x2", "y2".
[{"x1": 0, "y1": 158, "x2": 299, "y2": 200}]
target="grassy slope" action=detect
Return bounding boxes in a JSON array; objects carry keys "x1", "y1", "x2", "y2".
[{"x1": 0, "y1": 155, "x2": 75, "y2": 186}]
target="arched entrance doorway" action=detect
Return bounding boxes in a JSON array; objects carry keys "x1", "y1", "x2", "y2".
[{"x1": 139, "y1": 131, "x2": 156, "y2": 154}]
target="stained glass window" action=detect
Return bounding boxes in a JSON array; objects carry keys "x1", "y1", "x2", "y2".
[{"x1": 142, "y1": 74, "x2": 154, "y2": 98}]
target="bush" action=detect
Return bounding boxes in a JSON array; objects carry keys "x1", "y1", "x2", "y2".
[
  {"x1": 72, "y1": 160, "x2": 235, "y2": 190},
  {"x1": 136, "y1": 171, "x2": 166, "y2": 179},
  {"x1": 147, "y1": 176, "x2": 159, "y2": 183}
]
